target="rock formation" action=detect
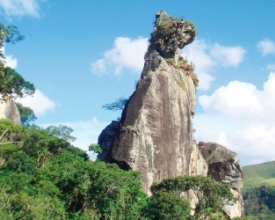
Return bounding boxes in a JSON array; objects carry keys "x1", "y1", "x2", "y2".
[
  {"x1": 97, "y1": 121, "x2": 119, "y2": 161},
  {"x1": 104, "y1": 10, "x2": 199, "y2": 193},
  {"x1": 199, "y1": 142, "x2": 244, "y2": 218},
  {"x1": 0, "y1": 97, "x2": 21, "y2": 125},
  {"x1": 97, "y1": 10, "x2": 244, "y2": 218}
]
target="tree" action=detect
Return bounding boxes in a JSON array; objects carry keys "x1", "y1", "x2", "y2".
[
  {"x1": 15, "y1": 102, "x2": 37, "y2": 126},
  {"x1": 0, "y1": 23, "x2": 24, "y2": 59},
  {"x1": 144, "y1": 191, "x2": 190, "y2": 220},
  {"x1": 45, "y1": 125, "x2": 76, "y2": 142},
  {"x1": 150, "y1": 175, "x2": 234, "y2": 219},
  {"x1": 243, "y1": 185, "x2": 275, "y2": 220},
  {"x1": 102, "y1": 97, "x2": 128, "y2": 111},
  {"x1": 0, "y1": 67, "x2": 35, "y2": 101},
  {"x1": 0, "y1": 23, "x2": 33, "y2": 102},
  {"x1": 0, "y1": 119, "x2": 147, "y2": 219},
  {"x1": 89, "y1": 143, "x2": 102, "y2": 154}
]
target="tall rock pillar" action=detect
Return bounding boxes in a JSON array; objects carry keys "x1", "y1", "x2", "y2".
[{"x1": 107, "y1": 11, "x2": 199, "y2": 193}]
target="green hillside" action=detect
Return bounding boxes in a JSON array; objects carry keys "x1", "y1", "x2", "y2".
[{"x1": 242, "y1": 160, "x2": 275, "y2": 191}]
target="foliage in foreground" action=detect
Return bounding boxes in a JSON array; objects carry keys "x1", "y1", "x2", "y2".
[
  {"x1": 0, "y1": 119, "x2": 252, "y2": 219},
  {"x1": 150, "y1": 175, "x2": 234, "y2": 219},
  {"x1": 0, "y1": 119, "x2": 146, "y2": 219}
]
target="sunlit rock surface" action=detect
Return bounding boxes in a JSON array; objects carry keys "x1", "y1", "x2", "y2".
[
  {"x1": 0, "y1": 97, "x2": 21, "y2": 125},
  {"x1": 97, "y1": 10, "x2": 244, "y2": 218},
  {"x1": 199, "y1": 142, "x2": 244, "y2": 218}
]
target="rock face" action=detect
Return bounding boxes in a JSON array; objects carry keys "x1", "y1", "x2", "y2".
[
  {"x1": 97, "y1": 121, "x2": 119, "y2": 161},
  {"x1": 0, "y1": 97, "x2": 21, "y2": 125},
  {"x1": 98, "y1": 10, "x2": 244, "y2": 218},
  {"x1": 103, "y1": 10, "x2": 199, "y2": 194},
  {"x1": 199, "y1": 142, "x2": 244, "y2": 218}
]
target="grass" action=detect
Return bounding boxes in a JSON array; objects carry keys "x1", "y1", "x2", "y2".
[
  {"x1": 258, "y1": 178, "x2": 275, "y2": 186},
  {"x1": 242, "y1": 160, "x2": 275, "y2": 192},
  {"x1": 175, "y1": 79, "x2": 186, "y2": 91}
]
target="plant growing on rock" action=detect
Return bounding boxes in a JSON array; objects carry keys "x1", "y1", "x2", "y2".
[{"x1": 150, "y1": 175, "x2": 234, "y2": 219}]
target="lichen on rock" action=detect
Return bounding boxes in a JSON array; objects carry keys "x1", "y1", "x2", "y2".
[
  {"x1": 144, "y1": 10, "x2": 198, "y2": 72},
  {"x1": 150, "y1": 10, "x2": 197, "y2": 60}
]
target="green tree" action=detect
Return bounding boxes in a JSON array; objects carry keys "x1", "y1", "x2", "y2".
[
  {"x1": 144, "y1": 191, "x2": 190, "y2": 220},
  {"x1": 16, "y1": 102, "x2": 37, "y2": 126},
  {"x1": 0, "y1": 23, "x2": 34, "y2": 102},
  {"x1": 89, "y1": 143, "x2": 102, "y2": 154},
  {"x1": 150, "y1": 175, "x2": 234, "y2": 219},
  {"x1": 0, "y1": 66, "x2": 35, "y2": 101},
  {"x1": 0, "y1": 119, "x2": 148, "y2": 219},
  {"x1": 45, "y1": 125, "x2": 76, "y2": 142},
  {"x1": 243, "y1": 185, "x2": 275, "y2": 220},
  {"x1": 102, "y1": 97, "x2": 128, "y2": 111},
  {"x1": 0, "y1": 23, "x2": 24, "y2": 59}
]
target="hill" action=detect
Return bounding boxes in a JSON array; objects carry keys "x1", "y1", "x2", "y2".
[{"x1": 242, "y1": 160, "x2": 275, "y2": 191}]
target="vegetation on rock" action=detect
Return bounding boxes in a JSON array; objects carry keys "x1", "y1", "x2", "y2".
[
  {"x1": 151, "y1": 175, "x2": 234, "y2": 219},
  {"x1": 102, "y1": 97, "x2": 128, "y2": 112},
  {"x1": 150, "y1": 11, "x2": 198, "y2": 58}
]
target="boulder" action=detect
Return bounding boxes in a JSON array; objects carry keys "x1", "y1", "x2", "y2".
[
  {"x1": 199, "y1": 142, "x2": 244, "y2": 218},
  {"x1": 97, "y1": 121, "x2": 119, "y2": 161},
  {"x1": 0, "y1": 97, "x2": 21, "y2": 125}
]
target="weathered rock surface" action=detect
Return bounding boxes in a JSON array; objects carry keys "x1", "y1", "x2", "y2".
[
  {"x1": 97, "y1": 10, "x2": 244, "y2": 218},
  {"x1": 199, "y1": 142, "x2": 244, "y2": 218},
  {"x1": 100, "y1": 11, "x2": 198, "y2": 193},
  {"x1": 97, "y1": 121, "x2": 119, "y2": 161},
  {"x1": 0, "y1": 97, "x2": 21, "y2": 125},
  {"x1": 199, "y1": 142, "x2": 243, "y2": 188},
  {"x1": 110, "y1": 57, "x2": 197, "y2": 193}
]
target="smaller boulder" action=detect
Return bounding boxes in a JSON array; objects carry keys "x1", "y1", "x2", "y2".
[
  {"x1": 97, "y1": 121, "x2": 119, "y2": 161},
  {"x1": 0, "y1": 97, "x2": 21, "y2": 125}
]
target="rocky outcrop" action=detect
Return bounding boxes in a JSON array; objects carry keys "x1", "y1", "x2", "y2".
[
  {"x1": 0, "y1": 97, "x2": 21, "y2": 125},
  {"x1": 97, "y1": 121, "x2": 119, "y2": 161},
  {"x1": 97, "y1": 10, "x2": 244, "y2": 218},
  {"x1": 199, "y1": 142, "x2": 243, "y2": 188},
  {"x1": 105, "y1": 11, "x2": 198, "y2": 193},
  {"x1": 199, "y1": 142, "x2": 244, "y2": 218}
]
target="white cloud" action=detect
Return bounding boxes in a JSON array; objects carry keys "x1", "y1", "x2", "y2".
[
  {"x1": 199, "y1": 81, "x2": 262, "y2": 118},
  {"x1": 181, "y1": 40, "x2": 215, "y2": 90},
  {"x1": 91, "y1": 37, "x2": 148, "y2": 76},
  {"x1": 0, "y1": 0, "x2": 40, "y2": 17},
  {"x1": 91, "y1": 37, "x2": 245, "y2": 90},
  {"x1": 182, "y1": 40, "x2": 246, "y2": 90},
  {"x1": 210, "y1": 44, "x2": 246, "y2": 66},
  {"x1": 4, "y1": 54, "x2": 17, "y2": 68},
  {"x1": 195, "y1": 73, "x2": 275, "y2": 165},
  {"x1": 1, "y1": 47, "x2": 18, "y2": 69},
  {"x1": 17, "y1": 89, "x2": 56, "y2": 116},
  {"x1": 199, "y1": 73, "x2": 275, "y2": 120},
  {"x1": 257, "y1": 39, "x2": 275, "y2": 56}
]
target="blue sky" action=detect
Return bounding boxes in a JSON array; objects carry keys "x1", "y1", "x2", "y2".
[{"x1": 1, "y1": 0, "x2": 275, "y2": 165}]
